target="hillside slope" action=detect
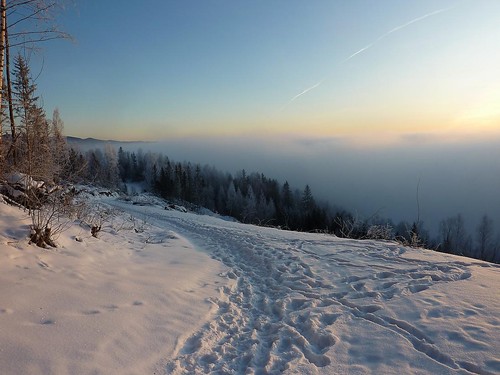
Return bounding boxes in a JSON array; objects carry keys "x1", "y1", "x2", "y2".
[{"x1": 1, "y1": 195, "x2": 499, "y2": 374}]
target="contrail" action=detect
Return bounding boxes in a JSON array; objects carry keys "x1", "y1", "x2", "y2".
[
  {"x1": 280, "y1": 6, "x2": 454, "y2": 111},
  {"x1": 279, "y1": 81, "x2": 322, "y2": 112},
  {"x1": 341, "y1": 42, "x2": 376, "y2": 64},
  {"x1": 341, "y1": 6, "x2": 453, "y2": 64}
]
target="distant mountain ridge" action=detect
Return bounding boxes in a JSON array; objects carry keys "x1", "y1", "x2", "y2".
[{"x1": 66, "y1": 136, "x2": 154, "y2": 151}]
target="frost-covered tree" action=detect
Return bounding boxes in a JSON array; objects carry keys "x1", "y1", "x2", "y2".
[
  {"x1": 243, "y1": 185, "x2": 257, "y2": 223},
  {"x1": 50, "y1": 108, "x2": 67, "y2": 181},
  {"x1": 63, "y1": 147, "x2": 86, "y2": 182},
  {"x1": 103, "y1": 144, "x2": 120, "y2": 187},
  {"x1": 225, "y1": 181, "x2": 239, "y2": 216},
  {"x1": 257, "y1": 192, "x2": 275, "y2": 223}
]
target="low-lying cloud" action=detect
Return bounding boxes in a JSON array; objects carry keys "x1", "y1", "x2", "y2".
[{"x1": 120, "y1": 134, "x2": 500, "y2": 238}]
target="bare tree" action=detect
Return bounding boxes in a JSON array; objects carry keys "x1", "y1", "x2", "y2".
[
  {"x1": 439, "y1": 214, "x2": 472, "y2": 256},
  {"x1": 1, "y1": 0, "x2": 71, "y2": 169},
  {"x1": 0, "y1": 0, "x2": 6, "y2": 154},
  {"x1": 5, "y1": 12, "x2": 17, "y2": 164},
  {"x1": 6, "y1": 0, "x2": 71, "y2": 48},
  {"x1": 476, "y1": 214, "x2": 493, "y2": 261}
]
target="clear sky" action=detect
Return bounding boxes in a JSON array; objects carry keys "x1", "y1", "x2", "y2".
[{"x1": 33, "y1": 0, "x2": 500, "y2": 145}]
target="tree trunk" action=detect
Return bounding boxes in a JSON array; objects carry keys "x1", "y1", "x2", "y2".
[
  {"x1": 0, "y1": 0, "x2": 6, "y2": 154},
  {"x1": 5, "y1": 19, "x2": 16, "y2": 165}
]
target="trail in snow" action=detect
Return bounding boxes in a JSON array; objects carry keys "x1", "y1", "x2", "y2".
[{"x1": 108, "y1": 199, "x2": 499, "y2": 375}]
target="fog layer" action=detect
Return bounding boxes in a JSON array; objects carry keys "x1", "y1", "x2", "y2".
[{"x1": 127, "y1": 135, "x2": 500, "y2": 237}]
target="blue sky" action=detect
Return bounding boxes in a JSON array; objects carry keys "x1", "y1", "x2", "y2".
[{"x1": 31, "y1": 0, "x2": 500, "y2": 143}]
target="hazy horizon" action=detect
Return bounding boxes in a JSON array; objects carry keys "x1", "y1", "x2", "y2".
[{"x1": 69, "y1": 134, "x2": 500, "y2": 239}]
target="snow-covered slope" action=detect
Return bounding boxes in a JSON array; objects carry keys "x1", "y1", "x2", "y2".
[
  {"x1": 1, "y1": 195, "x2": 499, "y2": 374},
  {"x1": 0, "y1": 198, "x2": 224, "y2": 375}
]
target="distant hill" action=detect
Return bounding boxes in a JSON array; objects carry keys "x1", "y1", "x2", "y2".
[{"x1": 66, "y1": 136, "x2": 154, "y2": 151}]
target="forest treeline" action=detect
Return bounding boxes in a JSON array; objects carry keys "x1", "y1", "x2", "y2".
[{"x1": 58, "y1": 144, "x2": 499, "y2": 264}]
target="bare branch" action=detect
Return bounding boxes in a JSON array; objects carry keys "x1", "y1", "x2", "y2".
[
  {"x1": 9, "y1": 34, "x2": 70, "y2": 47},
  {"x1": 8, "y1": 2, "x2": 56, "y2": 29},
  {"x1": 6, "y1": 0, "x2": 44, "y2": 11},
  {"x1": 10, "y1": 29, "x2": 65, "y2": 36},
  {"x1": 9, "y1": 29, "x2": 73, "y2": 44}
]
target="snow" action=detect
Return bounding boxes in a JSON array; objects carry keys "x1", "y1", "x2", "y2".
[
  {"x1": 0, "y1": 198, "x2": 224, "y2": 375},
  {"x1": 0, "y1": 193, "x2": 499, "y2": 374},
  {"x1": 5, "y1": 172, "x2": 43, "y2": 189}
]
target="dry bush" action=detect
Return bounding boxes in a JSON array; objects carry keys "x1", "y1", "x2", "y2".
[
  {"x1": 366, "y1": 224, "x2": 394, "y2": 240},
  {"x1": 29, "y1": 187, "x2": 76, "y2": 247}
]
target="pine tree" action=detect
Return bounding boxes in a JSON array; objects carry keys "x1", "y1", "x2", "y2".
[
  {"x1": 12, "y1": 53, "x2": 52, "y2": 180},
  {"x1": 64, "y1": 148, "x2": 85, "y2": 181},
  {"x1": 117, "y1": 147, "x2": 130, "y2": 181},
  {"x1": 301, "y1": 185, "x2": 315, "y2": 214},
  {"x1": 282, "y1": 181, "x2": 293, "y2": 209}
]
